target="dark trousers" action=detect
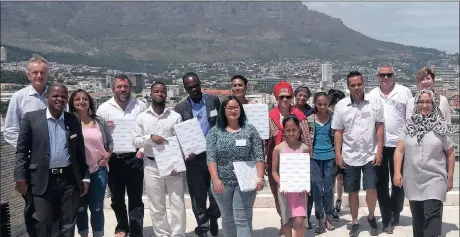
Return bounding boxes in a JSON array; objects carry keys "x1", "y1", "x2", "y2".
[
  {"x1": 376, "y1": 146, "x2": 405, "y2": 225},
  {"x1": 185, "y1": 155, "x2": 221, "y2": 235},
  {"x1": 33, "y1": 167, "x2": 80, "y2": 237},
  {"x1": 23, "y1": 193, "x2": 38, "y2": 237},
  {"x1": 311, "y1": 159, "x2": 336, "y2": 220},
  {"x1": 108, "y1": 153, "x2": 144, "y2": 237},
  {"x1": 409, "y1": 200, "x2": 443, "y2": 237}
]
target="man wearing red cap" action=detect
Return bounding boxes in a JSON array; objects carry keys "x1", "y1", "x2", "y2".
[{"x1": 266, "y1": 81, "x2": 313, "y2": 234}]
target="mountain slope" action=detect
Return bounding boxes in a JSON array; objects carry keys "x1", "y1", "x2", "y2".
[{"x1": 0, "y1": 2, "x2": 443, "y2": 62}]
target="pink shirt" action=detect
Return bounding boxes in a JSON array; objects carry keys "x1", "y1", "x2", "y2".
[{"x1": 82, "y1": 122, "x2": 108, "y2": 174}]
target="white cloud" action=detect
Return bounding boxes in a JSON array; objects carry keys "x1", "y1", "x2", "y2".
[{"x1": 304, "y1": 2, "x2": 459, "y2": 53}]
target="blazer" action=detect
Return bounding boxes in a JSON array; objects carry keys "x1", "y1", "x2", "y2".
[
  {"x1": 173, "y1": 94, "x2": 221, "y2": 158},
  {"x1": 14, "y1": 109, "x2": 89, "y2": 196}
]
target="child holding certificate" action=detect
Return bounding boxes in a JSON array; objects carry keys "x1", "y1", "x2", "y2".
[{"x1": 271, "y1": 115, "x2": 310, "y2": 237}]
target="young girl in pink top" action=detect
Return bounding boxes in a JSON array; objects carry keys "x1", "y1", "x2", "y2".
[{"x1": 272, "y1": 114, "x2": 310, "y2": 237}]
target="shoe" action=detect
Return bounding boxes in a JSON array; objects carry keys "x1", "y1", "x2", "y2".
[
  {"x1": 349, "y1": 224, "x2": 360, "y2": 237},
  {"x1": 383, "y1": 223, "x2": 394, "y2": 234},
  {"x1": 367, "y1": 218, "x2": 379, "y2": 236},
  {"x1": 196, "y1": 234, "x2": 207, "y2": 237},
  {"x1": 331, "y1": 210, "x2": 340, "y2": 222},
  {"x1": 335, "y1": 199, "x2": 342, "y2": 213},
  {"x1": 308, "y1": 220, "x2": 313, "y2": 229},
  {"x1": 391, "y1": 213, "x2": 400, "y2": 226},
  {"x1": 210, "y1": 218, "x2": 218, "y2": 236}
]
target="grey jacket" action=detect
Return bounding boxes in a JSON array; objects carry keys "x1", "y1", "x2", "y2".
[{"x1": 94, "y1": 116, "x2": 114, "y2": 152}]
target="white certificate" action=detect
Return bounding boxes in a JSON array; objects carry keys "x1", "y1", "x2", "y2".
[
  {"x1": 233, "y1": 161, "x2": 258, "y2": 192},
  {"x1": 111, "y1": 117, "x2": 137, "y2": 153},
  {"x1": 279, "y1": 153, "x2": 310, "y2": 193},
  {"x1": 152, "y1": 136, "x2": 186, "y2": 178},
  {"x1": 173, "y1": 117, "x2": 207, "y2": 158},
  {"x1": 242, "y1": 104, "x2": 269, "y2": 139}
]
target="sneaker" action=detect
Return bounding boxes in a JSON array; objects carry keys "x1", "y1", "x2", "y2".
[
  {"x1": 383, "y1": 223, "x2": 394, "y2": 234},
  {"x1": 368, "y1": 218, "x2": 379, "y2": 236},
  {"x1": 349, "y1": 224, "x2": 360, "y2": 237},
  {"x1": 335, "y1": 199, "x2": 342, "y2": 213},
  {"x1": 331, "y1": 210, "x2": 340, "y2": 221},
  {"x1": 391, "y1": 213, "x2": 400, "y2": 226}
]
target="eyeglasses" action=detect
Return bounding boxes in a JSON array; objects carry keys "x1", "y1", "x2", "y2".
[
  {"x1": 225, "y1": 106, "x2": 241, "y2": 111},
  {"x1": 378, "y1": 73, "x2": 394, "y2": 78},
  {"x1": 279, "y1": 96, "x2": 292, "y2": 100}
]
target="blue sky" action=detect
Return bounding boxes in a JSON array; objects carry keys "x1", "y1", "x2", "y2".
[{"x1": 304, "y1": 2, "x2": 459, "y2": 54}]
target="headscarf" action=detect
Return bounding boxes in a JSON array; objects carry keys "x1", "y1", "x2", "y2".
[
  {"x1": 406, "y1": 89, "x2": 452, "y2": 143},
  {"x1": 269, "y1": 81, "x2": 306, "y2": 145}
]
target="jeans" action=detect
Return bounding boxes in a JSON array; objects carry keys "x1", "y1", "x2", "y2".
[
  {"x1": 77, "y1": 167, "x2": 108, "y2": 237},
  {"x1": 311, "y1": 159, "x2": 335, "y2": 220},
  {"x1": 211, "y1": 183, "x2": 257, "y2": 237}
]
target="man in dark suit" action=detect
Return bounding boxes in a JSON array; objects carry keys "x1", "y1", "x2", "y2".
[
  {"x1": 14, "y1": 83, "x2": 89, "y2": 237},
  {"x1": 174, "y1": 72, "x2": 221, "y2": 237}
]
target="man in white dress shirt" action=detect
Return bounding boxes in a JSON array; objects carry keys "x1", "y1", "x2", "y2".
[
  {"x1": 133, "y1": 82, "x2": 186, "y2": 237},
  {"x1": 96, "y1": 74, "x2": 148, "y2": 237},
  {"x1": 331, "y1": 71, "x2": 384, "y2": 237},
  {"x1": 3, "y1": 55, "x2": 50, "y2": 237},
  {"x1": 368, "y1": 63, "x2": 413, "y2": 233}
]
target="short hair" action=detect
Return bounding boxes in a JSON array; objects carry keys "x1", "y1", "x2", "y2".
[
  {"x1": 113, "y1": 74, "x2": 132, "y2": 87},
  {"x1": 416, "y1": 67, "x2": 436, "y2": 82},
  {"x1": 182, "y1": 72, "x2": 201, "y2": 85},
  {"x1": 69, "y1": 89, "x2": 97, "y2": 119},
  {"x1": 217, "y1": 96, "x2": 247, "y2": 130},
  {"x1": 347, "y1": 71, "x2": 363, "y2": 85},
  {"x1": 294, "y1": 86, "x2": 312, "y2": 98},
  {"x1": 376, "y1": 62, "x2": 393, "y2": 74},
  {"x1": 231, "y1": 75, "x2": 248, "y2": 85},
  {"x1": 46, "y1": 83, "x2": 68, "y2": 95},
  {"x1": 151, "y1": 81, "x2": 166, "y2": 90},
  {"x1": 26, "y1": 54, "x2": 49, "y2": 73},
  {"x1": 328, "y1": 89, "x2": 346, "y2": 107}
]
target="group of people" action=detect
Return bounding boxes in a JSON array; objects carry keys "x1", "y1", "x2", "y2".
[{"x1": 4, "y1": 55, "x2": 455, "y2": 237}]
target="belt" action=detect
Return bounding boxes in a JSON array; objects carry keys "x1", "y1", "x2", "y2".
[
  {"x1": 114, "y1": 152, "x2": 137, "y2": 159},
  {"x1": 50, "y1": 166, "x2": 71, "y2": 175},
  {"x1": 147, "y1": 156, "x2": 155, "y2": 161}
]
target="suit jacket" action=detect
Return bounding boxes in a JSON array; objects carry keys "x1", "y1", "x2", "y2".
[
  {"x1": 14, "y1": 109, "x2": 89, "y2": 196},
  {"x1": 173, "y1": 94, "x2": 221, "y2": 159}
]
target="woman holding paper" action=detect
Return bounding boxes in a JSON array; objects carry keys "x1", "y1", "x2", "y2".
[
  {"x1": 206, "y1": 96, "x2": 265, "y2": 237},
  {"x1": 69, "y1": 89, "x2": 113, "y2": 237},
  {"x1": 231, "y1": 75, "x2": 257, "y2": 104},
  {"x1": 272, "y1": 115, "x2": 310, "y2": 237}
]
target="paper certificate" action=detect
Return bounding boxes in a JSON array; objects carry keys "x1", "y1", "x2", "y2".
[
  {"x1": 152, "y1": 136, "x2": 187, "y2": 177},
  {"x1": 111, "y1": 117, "x2": 137, "y2": 153},
  {"x1": 242, "y1": 104, "x2": 269, "y2": 139},
  {"x1": 279, "y1": 153, "x2": 310, "y2": 193},
  {"x1": 233, "y1": 161, "x2": 258, "y2": 192},
  {"x1": 173, "y1": 118, "x2": 207, "y2": 157}
]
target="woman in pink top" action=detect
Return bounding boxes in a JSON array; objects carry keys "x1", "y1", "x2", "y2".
[
  {"x1": 272, "y1": 115, "x2": 310, "y2": 237},
  {"x1": 69, "y1": 89, "x2": 113, "y2": 237}
]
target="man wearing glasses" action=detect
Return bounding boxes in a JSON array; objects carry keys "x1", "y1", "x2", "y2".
[{"x1": 368, "y1": 63, "x2": 413, "y2": 233}]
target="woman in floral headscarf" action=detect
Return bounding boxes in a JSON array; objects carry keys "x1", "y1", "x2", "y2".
[
  {"x1": 393, "y1": 89, "x2": 455, "y2": 237},
  {"x1": 266, "y1": 81, "x2": 313, "y2": 235}
]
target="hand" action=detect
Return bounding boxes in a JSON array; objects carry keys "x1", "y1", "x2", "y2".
[
  {"x1": 212, "y1": 178, "x2": 224, "y2": 194},
  {"x1": 107, "y1": 120, "x2": 115, "y2": 128},
  {"x1": 393, "y1": 172, "x2": 403, "y2": 188},
  {"x1": 15, "y1": 180, "x2": 28, "y2": 195},
  {"x1": 336, "y1": 155, "x2": 346, "y2": 169},
  {"x1": 136, "y1": 151, "x2": 144, "y2": 159},
  {"x1": 302, "y1": 190, "x2": 309, "y2": 195},
  {"x1": 373, "y1": 152, "x2": 382, "y2": 166},
  {"x1": 448, "y1": 176, "x2": 454, "y2": 192},
  {"x1": 171, "y1": 169, "x2": 179, "y2": 176},
  {"x1": 98, "y1": 152, "x2": 112, "y2": 166},
  {"x1": 256, "y1": 178, "x2": 265, "y2": 191},
  {"x1": 80, "y1": 182, "x2": 89, "y2": 196},
  {"x1": 187, "y1": 153, "x2": 197, "y2": 160},
  {"x1": 151, "y1": 135, "x2": 167, "y2": 144}
]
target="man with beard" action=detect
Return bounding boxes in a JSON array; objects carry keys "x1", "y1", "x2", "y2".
[
  {"x1": 133, "y1": 82, "x2": 186, "y2": 237},
  {"x1": 4, "y1": 55, "x2": 50, "y2": 237},
  {"x1": 331, "y1": 71, "x2": 384, "y2": 237},
  {"x1": 174, "y1": 72, "x2": 221, "y2": 237},
  {"x1": 96, "y1": 74, "x2": 148, "y2": 237},
  {"x1": 14, "y1": 83, "x2": 89, "y2": 237},
  {"x1": 368, "y1": 63, "x2": 413, "y2": 233}
]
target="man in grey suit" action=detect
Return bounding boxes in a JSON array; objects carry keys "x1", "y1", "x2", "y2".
[
  {"x1": 14, "y1": 84, "x2": 89, "y2": 237},
  {"x1": 174, "y1": 72, "x2": 221, "y2": 237}
]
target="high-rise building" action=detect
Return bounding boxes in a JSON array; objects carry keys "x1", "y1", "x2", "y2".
[
  {"x1": 128, "y1": 73, "x2": 145, "y2": 93},
  {"x1": 321, "y1": 63, "x2": 332, "y2": 83},
  {"x1": 0, "y1": 47, "x2": 6, "y2": 62}
]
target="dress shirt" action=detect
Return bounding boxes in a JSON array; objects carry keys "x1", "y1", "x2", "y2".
[
  {"x1": 132, "y1": 106, "x2": 182, "y2": 158},
  {"x1": 46, "y1": 109, "x2": 71, "y2": 169},
  {"x1": 96, "y1": 96, "x2": 147, "y2": 132},
  {"x1": 3, "y1": 85, "x2": 47, "y2": 147},
  {"x1": 331, "y1": 95, "x2": 385, "y2": 166},
  {"x1": 368, "y1": 84, "x2": 413, "y2": 147},
  {"x1": 190, "y1": 96, "x2": 211, "y2": 136}
]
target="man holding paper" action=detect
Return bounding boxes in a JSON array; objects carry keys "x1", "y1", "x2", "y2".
[
  {"x1": 133, "y1": 82, "x2": 186, "y2": 237},
  {"x1": 174, "y1": 72, "x2": 221, "y2": 237}
]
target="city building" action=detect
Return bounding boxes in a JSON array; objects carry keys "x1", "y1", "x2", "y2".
[
  {"x1": 321, "y1": 63, "x2": 332, "y2": 83},
  {"x1": 128, "y1": 73, "x2": 145, "y2": 93},
  {"x1": 1, "y1": 47, "x2": 7, "y2": 62},
  {"x1": 248, "y1": 77, "x2": 284, "y2": 90}
]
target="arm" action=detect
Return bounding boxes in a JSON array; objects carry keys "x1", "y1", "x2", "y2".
[
  {"x1": 375, "y1": 122, "x2": 384, "y2": 155},
  {"x1": 3, "y1": 94, "x2": 21, "y2": 148},
  {"x1": 299, "y1": 119, "x2": 312, "y2": 154},
  {"x1": 443, "y1": 135, "x2": 455, "y2": 191},
  {"x1": 271, "y1": 145, "x2": 281, "y2": 185},
  {"x1": 102, "y1": 118, "x2": 114, "y2": 152},
  {"x1": 14, "y1": 113, "x2": 32, "y2": 182},
  {"x1": 206, "y1": 128, "x2": 219, "y2": 181},
  {"x1": 393, "y1": 140, "x2": 405, "y2": 188},
  {"x1": 375, "y1": 98, "x2": 385, "y2": 164},
  {"x1": 334, "y1": 130, "x2": 344, "y2": 166}
]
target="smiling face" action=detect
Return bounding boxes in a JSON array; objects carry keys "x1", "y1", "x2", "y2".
[
  {"x1": 72, "y1": 92, "x2": 90, "y2": 114},
  {"x1": 417, "y1": 93, "x2": 434, "y2": 116},
  {"x1": 47, "y1": 85, "x2": 68, "y2": 113},
  {"x1": 231, "y1": 78, "x2": 247, "y2": 97},
  {"x1": 377, "y1": 66, "x2": 395, "y2": 91},
  {"x1": 314, "y1": 95, "x2": 329, "y2": 114},
  {"x1": 283, "y1": 119, "x2": 300, "y2": 142},
  {"x1": 295, "y1": 91, "x2": 309, "y2": 106},
  {"x1": 418, "y1": 74, "x2": 435, "y2": 90},
  {"x1": 348, "y1": 75, "x2": 364, "y2": 100},
  {"x1": 224, "y1": 99, "x2": 241, "y2": 122},
  {"x1": 113, "y1": 78, "x2": 131, "y2": 102}
]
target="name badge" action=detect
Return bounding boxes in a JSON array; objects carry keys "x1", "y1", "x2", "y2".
[
  {"x1": 70, "y1": 134, "x2": 77, "y2": 139},
  {"x1": 361, "y1": 112, "x2": 371, "y2": 118},
  {"x1": 210, "y1": 109, "x2": 218, "y2": 117},
  {"x1": 235, "y1": 139, "x2": 247, "y2": 147}
]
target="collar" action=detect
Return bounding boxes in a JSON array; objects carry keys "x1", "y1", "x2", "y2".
[
  {"x1": 108, "y1": 96, "x2": 135, "y2": 110},
  {"x1": 348, "y1": 93, "x2": 368, "y2": 106},
  {"x1": 146, "y1": 105, "x2": 170, "y2": 117},
  {"x1": 28, "y1": 85, "x2": 47, "y2": 96},
  {"x1": 46, "y1": 108, "x2": 64, "y2": 120},
  {"x1": 378, "y1": 83, "x2": 399, "y2": 99},
  {"x1": 188, "y1": 93, "x2": 206, "y2": 105}
]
